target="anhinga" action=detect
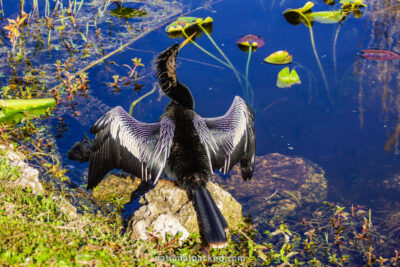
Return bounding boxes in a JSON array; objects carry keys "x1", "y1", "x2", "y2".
[{"x1": 87, "y1": 43, "x2": 256, "y2": 248}]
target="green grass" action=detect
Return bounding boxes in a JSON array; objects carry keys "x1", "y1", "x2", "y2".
[
  {"x1": 0, "y1": 153, "x2": 262, "y2": 266},
  {"x1": 0, "y1": 155, "x2": 154, "y2": 265}
]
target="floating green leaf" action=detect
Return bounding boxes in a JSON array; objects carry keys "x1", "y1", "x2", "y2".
[
  {"x1": 276, "y1": 67, "x2": 301, "y2": 88},
  {"x1": 0, "y1": 98, "x2": 56, "y2": 123},
  {"x1": 339, "y1": 0, "x2": 367, "y2": 7},
  {"x1": 283, "y1": 1, "x2": 315, "y2": 27},
  {"x1": 165, "y1": 17, "x2": 213, "y2": 38},
  {"x1": 307, "y1": 11, "x2": 344, "y2": 24},
  {"x1": 264, "y1": 51, "x2": 293, "y2": 64},
  {"x1": 166, "y1": 17, "x2": 200, "y2": 33},
  {"x1": 283, "y1": 2, "x2": 347, "y2": 27},
  {"x1": 324, "y1": 0, "x2": 336, "y2": 6},
  {"x1": 110, "y1": 7, "x2": 147, "y2": 19},
  {"x1": 352, "y1": 8, "x2": 363, "y2": 18},
  {"x1": 340, "y1": 0, "x2": 367, "y2": 18}
]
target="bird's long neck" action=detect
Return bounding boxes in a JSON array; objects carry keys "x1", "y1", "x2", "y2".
[{"x1": 156, "y1": 44, "x2": 194, "y2": 110}]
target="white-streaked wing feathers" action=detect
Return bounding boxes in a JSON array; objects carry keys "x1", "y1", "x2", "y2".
[
  {"x1": 88, "y1": 106, "x2": 174, "y2": 189},
  {"x1": 194, "y1": 96, "x2": 255, "y2": 180}
]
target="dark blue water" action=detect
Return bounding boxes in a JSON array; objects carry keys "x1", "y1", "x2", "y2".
[{"x1": 16, "y1": 0, "x2": 398, "y2": 209}]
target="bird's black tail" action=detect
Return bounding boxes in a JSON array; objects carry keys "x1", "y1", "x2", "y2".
[{"x1": 192, "y1": 186, "x2": 228, "y2": 248}]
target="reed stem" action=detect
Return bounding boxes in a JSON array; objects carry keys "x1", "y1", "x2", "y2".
[
  {"x1": 245, "y1": 48, "x2": 252, "y2": 101},
  {"x1": 0, "y1": 0, "x2": 4, "y2": 17},
  {"x1": 181, "y1": 30, "x2": 230, "y2": 68},
  {"x1": 129, "y1": 85, "x2": 157, "y2": 116},
  {"x1": 198, "y1": 24, "x2": 245, "y2": 92},
  {"x1": 300, "y1": 13, "x2": 333, "y2": 104},
  {"x1": 333, "y1": 24, "x2": 341, "y2": 84}
]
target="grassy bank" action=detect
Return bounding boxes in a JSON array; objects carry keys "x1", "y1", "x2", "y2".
[
  {"x1": 0, "y1": 152, "x2": 264, "y2": 266},
  {"x1": 1, "y1": 149, "x2": 399, "y2": 266}
]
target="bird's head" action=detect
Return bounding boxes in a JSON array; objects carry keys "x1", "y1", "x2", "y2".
[
  {"x1": 163, "y1": 32, "x2": 195, "y2": 60},
  {"x1": 165, "y1": 43, "x2": 181, "y2": 61},
  {"x1": 155, "y1": 33, "x2": 196, "y2": 110}
]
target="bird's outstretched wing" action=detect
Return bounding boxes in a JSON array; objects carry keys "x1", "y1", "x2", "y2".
[
  {"x1": 88, "y1": 106, "x2": 175, "y2": 190},
  {"x1": 193, "y1": 96, "x2": 255, "y2": 180}
]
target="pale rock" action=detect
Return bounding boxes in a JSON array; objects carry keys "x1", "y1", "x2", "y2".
[
  {"x1": 127, "y1": 180, "x2": 243, "y2": 242},
  {"x1": 53, "y1": 196, "x2": 78, "y2": 217},
  {"x1": 0, "y1": 144, "x2": 43, "y2": 194},
  {"x1": 151, "y1": 214, "x2": 189, "y2": 242}
]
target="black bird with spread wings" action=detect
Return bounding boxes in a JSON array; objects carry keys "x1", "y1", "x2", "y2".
[{"x1": 88, "y1": 43, "x2": 255, "y2": 248}]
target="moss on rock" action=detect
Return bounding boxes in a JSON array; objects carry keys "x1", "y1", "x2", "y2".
[{"x1": 91, "y1": 174, "x2": 141, "y2": 206}]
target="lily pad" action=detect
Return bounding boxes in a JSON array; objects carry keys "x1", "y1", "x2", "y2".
[
  {"x1": 165, "y1": 17, "x2": 213, "y2": 39},
  {"x1": 0, "y1": 98, "x2": 56, "y2": 123},
  {"x1": 264, "y1": 50, "x2": 293, "y2": 64},
  {"x1": 340, "y1": 0, "x2": 367, "y2": 7},
  {"x1": 340, "y1": 0, "x2": 367, "y2": 17},
  {"x1": 276, "y1": 67, "x2": 301, "y2": 88},
  {"x1": 323, "y1": 0, "x2": 336, "y2": 5},
  {"x1": 110, "y1": 7, "x2": 147, "y2": 19},
  {"x1": 307, "y1": 11, "x2": 344, "y2": 24},
  {"x1": 283, "y1": 1, "x2": 315, "y2": 27},
  {"x1": 352, "y1": 8, "x2": 363, "y2": 18},
  {"x1": 237, "y1": 34, "x2": 265, "y2": 52}
]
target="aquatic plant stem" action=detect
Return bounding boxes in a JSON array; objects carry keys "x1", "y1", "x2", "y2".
[
  {"x1": 129, "y1": 84, "x2": 157, "y2": 116},
  {"x1": 293, "y1": 60, "x2": 318, "y2": 104},
  {"x1": 19, "y1": 0, "x2": 24, "y2": 17},
  {"x1": 308, "y1": 25, "x2": 332, "y2": 104},
  {"x1": 0, "y1": 0, "x2": 4, "y2": 17},
  {"x1": 198, "y1": 24, "x2": 245, "y2": 93},
  {"x1": 245, "y1": 48, "x2": 252, "y2": 101},
  {"x1": 300, "y1": 13, "x2": 333, "y2": 104},
  {"x1": 181, "y1": 30, "x2": 230, "y2": 68},
  {"x1": 333, "y1": 24, "x2": 341, "y2": 84}
]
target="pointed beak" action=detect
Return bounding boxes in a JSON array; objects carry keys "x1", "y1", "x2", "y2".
[{"x1": 180, "y1": 32, "x2": 197, "y2": 49}]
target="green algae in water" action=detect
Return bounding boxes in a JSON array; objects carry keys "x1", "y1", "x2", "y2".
[{"x1": 110, "y1": 7, "x2": 147, "y2": 19}]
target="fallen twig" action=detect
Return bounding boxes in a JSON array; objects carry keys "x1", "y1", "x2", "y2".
[{"x1": 265, "y1": 189, "x2": 279, "y2": 201}]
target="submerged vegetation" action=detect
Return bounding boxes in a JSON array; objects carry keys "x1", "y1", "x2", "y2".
[{"x1": 354, "y1": 0, "x2": 400, "y2": 152}]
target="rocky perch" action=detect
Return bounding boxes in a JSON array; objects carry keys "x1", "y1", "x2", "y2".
[
  {"x1": 92, "y1": 153, "x2": 327, "y2": 242},
  {"x1": 92, "y1": 176, "x2": 242, "y2": 242},
  {"x1": 128, "y1": 180, "x2": 242, "y2": 242}
]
